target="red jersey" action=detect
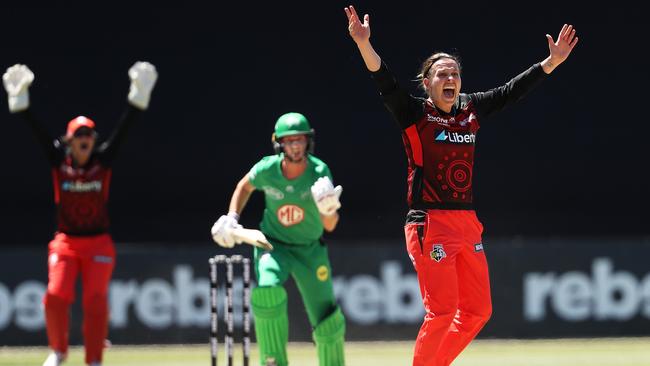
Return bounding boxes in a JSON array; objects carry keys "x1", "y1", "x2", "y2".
[
  {"x1": 19, "y1": 107, "x2": 141, "y2": 235},
  {"x1": 371, "y1": 62, "x2": 547, "y2": 210},
  {"x1": 52, "y1": 156, "x2": 112, "y2": 235}
]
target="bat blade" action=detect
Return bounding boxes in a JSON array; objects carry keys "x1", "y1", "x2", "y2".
[{"x1": 232, "y1": 228, "x2": 274, "y2": 251}]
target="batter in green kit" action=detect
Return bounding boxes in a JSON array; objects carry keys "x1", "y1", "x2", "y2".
[{"x1": 211, "y1": 113, "x2": 346, "y2": 366}]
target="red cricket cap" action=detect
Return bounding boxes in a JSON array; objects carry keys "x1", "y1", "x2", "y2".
[{"x1": 65, "y1": 116, "x2": 96, "y2": 139}]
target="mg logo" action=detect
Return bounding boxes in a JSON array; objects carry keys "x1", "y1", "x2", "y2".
[{"x1": 277, "y1": 204, "x2": 304, "y2": 227}]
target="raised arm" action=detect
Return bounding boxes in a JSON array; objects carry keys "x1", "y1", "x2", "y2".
[
  {"x1": 3, "y1": 64, "x2": 33, "y2": 113},
  {"x1": 97, "y1": 61, "x2": 157, "y2": 164},
  {"x1": 345, "y1": 6, "x2": 424, "y2": 129},
  {"x1": 470, "y1": 24, "x2": 579, "y2": 118},
  {"x1": 540, "y1": 24, "x2": 579, "y2": 74},
  {"x1": 3, "y1": 64, "x2": 62, "y2": 165},
  {"x1": 345, "y1": 5, "x2": 381, "y2": 72}
]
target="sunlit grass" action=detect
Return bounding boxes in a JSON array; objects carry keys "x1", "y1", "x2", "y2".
[{"x1": 1, "y1": 338, "x2": 649, "y2": 366}]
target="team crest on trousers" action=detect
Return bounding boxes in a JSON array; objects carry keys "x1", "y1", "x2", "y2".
[{"x1": 431, "y1": 244, "x2": 447, "y2": 262}]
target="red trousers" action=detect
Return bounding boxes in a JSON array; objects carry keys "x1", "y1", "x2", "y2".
[
  {"x1": 43, "y1": 232, "x2": 115, "y2": 365},
  {"x1": 405, "y1": 210, "x2": 492, "y2": 366}
]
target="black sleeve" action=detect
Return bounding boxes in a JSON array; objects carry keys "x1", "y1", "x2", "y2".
[
  {"x1": 96, "y1": 105, "x2": 143, "y2": 165},
  {"x1": 15, "y1": 109, "x2": 64, "y2": 166},
  {"x1": 469, "y1": 63, "x2": 548, "y2": 119},
  {"x1": 370, "y1": 62, "x2": 425, "y2": 129}
]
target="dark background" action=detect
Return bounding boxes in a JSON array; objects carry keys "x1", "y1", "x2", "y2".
[
  {"x1": 0, "y1": 2, "x2": 647, "y2": 246},
  {"x1": 4, "y1": 239, "x2": 650, "y2": 344}
]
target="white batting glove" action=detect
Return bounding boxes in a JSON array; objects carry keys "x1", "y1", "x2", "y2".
[
  {"x1": 128, "y1": 61, "x2": 158, "y2": 110},
  {"x1": 211, "y1": 213, "x2": 243, "y2": 248},
  {"x1": 311, "y1": 176, "x2": 343, "y2": 216},
  {"x1": 2, "y1": 64, "x2": 34, "y2": 113}
]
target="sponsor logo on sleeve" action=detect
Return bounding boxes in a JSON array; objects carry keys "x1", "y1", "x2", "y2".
[
  {"x1": 93, "y1": 255, "x2": 114, "y2": 264},
  {"x1": 316, "y1": 265, "x2": 329, "y2": 281},
  {"x1": 262, "y1": 186, "x2": 285, "y2": 200}
]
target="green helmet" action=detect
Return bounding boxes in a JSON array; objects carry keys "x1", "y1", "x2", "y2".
[
  {"x1": 274, "y1": 112, "x2": 314, "y2": 138},
  {"x1": 272, "y1": 112, "x2": 315, "y2": 154}
]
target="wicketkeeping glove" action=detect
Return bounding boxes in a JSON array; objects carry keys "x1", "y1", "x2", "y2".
[
  {"x1": 2, "y1": 64, "x2": 34, "y2": 113},
  {"x1": 211, "y1": 213, "x2": 243, "y2": 248},
  {"x1": 311, "y1": 176, "x2": 343, "y2": 216},
  {"x1": 127, "y1": 61, "x2": 158, "y2": 110}
]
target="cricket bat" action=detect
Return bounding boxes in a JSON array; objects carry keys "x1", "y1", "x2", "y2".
[{"x1": 232, "y1": 227, "x2": 274, "y2": 250}]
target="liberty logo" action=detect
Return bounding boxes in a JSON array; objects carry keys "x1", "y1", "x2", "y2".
[
  {"x1": 61, "y1": 180, "x2": 102, "y2": 192},
  {"x1": 435, "y1": 131, "x2": 448, "y2": 141},
  {"x1": 431, "y1": 244, "x2": 447, "y2": 262},
  {"x1": 434, "y1": 130, "x2": 476, "y2": 144}
]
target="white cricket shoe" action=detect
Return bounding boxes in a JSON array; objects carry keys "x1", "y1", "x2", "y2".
[{"x1": 42, "y1": 351, "x2": 66, "y2": 366}]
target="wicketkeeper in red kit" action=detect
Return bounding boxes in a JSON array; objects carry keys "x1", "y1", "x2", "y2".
[
  {"x1": 345, "y1": 5, "x2": 578, "y2": 366},
  {"x1": 3, "y1": 61, "x2": 157, "y2": 366}
]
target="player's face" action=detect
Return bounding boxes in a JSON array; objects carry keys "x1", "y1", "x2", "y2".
[
  {"x1": 281, "y1": 134, "x2": 308, "y2": 163},
  {"x1": 69, "y1": 128, "x2": 96, "y2": 163},
  {"x1": 423, "y1": 58, "x2": 461, "y2": 113}
]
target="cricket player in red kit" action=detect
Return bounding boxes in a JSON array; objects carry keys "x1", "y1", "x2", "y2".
[
  {"x1": 345, "y1": 5, "x2": 578, "y2": 366},
  {"x1": 3, "y1": 62, "x2": 157, "y2": 366}
]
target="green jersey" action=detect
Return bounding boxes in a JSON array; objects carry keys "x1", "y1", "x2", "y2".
[{"x1": 248, "y1": 154, "x2": 333, "y2": 245}]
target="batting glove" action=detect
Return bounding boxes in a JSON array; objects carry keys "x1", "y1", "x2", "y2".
[
  {"x1": 2, "y1": 64, "x2": 34, "y2": 113},
  {"x1": 211, "y1": 213, "x2": 243, "y2": 248},
  {"x1": 128, "y1": 61, "x2": 157, "y2": 110},
  {"x1": 311, "y1": 176, "x2": 343, "y2": 216}
]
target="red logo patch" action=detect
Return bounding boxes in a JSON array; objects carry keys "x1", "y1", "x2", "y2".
[{"x1": 277, "y1": 205, "x2": 304, "y2": 227}]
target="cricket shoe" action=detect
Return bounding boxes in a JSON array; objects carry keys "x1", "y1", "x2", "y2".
[
  {"x1": 42, "y1": 351, "x2": 66, "y2": 366},
  {"x1": 265, "y1": 357, "x2": 278, "y2": 366}
]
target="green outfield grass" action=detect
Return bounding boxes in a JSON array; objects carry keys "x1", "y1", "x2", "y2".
[{"x1": 1, "y1": 338, "x2": 649, "y2": 365}]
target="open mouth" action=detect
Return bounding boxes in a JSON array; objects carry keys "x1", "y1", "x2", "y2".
[
  {"x1": 80, "y1": 143, "x2": 89, "y2": 150},
  {"x1": 443, "y1": 86, "x2": 455, "y2": 99}
]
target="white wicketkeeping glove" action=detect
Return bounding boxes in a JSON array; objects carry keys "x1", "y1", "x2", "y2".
[
  {"x1": 211, "y1": 213, "x2": 243, "y2": 248},
  {"x1": 311, "y1": 176, "x2": 343, "y2": 216},
  {"x1": 2, "y1": 64, "x2": 34, "y2": 113},
  {"x1": 128, "y1": 61, "x2": 158, "y2": 110}
]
